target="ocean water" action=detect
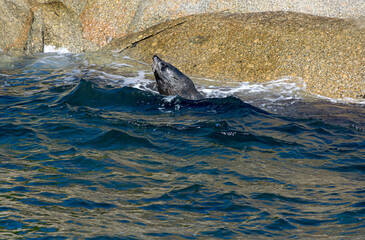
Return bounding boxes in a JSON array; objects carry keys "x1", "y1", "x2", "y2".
[{"x1": 0, "y1": 52, "x2": 364, "y2": 239}]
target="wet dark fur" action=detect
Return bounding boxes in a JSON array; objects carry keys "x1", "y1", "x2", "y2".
[{"x1": 152, "y1": 55, "x2": 203, "y2": 100}]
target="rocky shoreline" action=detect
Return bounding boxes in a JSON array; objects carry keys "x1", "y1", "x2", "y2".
[
  {"x1": 102, "y1": 12, "x2": 365, "y2": 99},
  {"x1": 1, "y1": 0, "x2": 364, "y2": 99}
]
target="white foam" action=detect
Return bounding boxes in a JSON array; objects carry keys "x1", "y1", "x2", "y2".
[
  {"x1": 58, "y1": 53, "x2": 365, "y2": 106},
  {"x1": 122, "y1": 56, "x2": 133, "y2": 60},
  {"x1": 1, "y1": 81, "x2": 10, "y2": 87},
  {"x1": 89, "y1": 69, "x2": 125, "y2": 82},
  {"x1": 159, "y1": 95, "x2": 181, "y2": 112},
  {"x1": 109, "y1": 62, "x2": 132, "y2": 68},
  {"x1": 198, "y1": 77, "x2": 306, "y2": 103},
  {"x1": 162, "y1": 95, "x2": 178, "y2": 103},
  {"x1": 44, "y1": 45, "x2": 70, "y2": 54},
  {"x1": 312, "y1": 93, "x2": 365, "y2": 105},
  {"x1": 124, "y1": 70, "x2": 151, "y2": 86},
  {"x1": 25, "y1": 54, "x2": 77, "y2": 70}
]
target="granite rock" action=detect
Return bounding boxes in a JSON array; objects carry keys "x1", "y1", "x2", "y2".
[
  {"x1": 102, "y1": 12, "x2": 365, "y2": 99},
  {"x1": 1, "y1": 0, "x2": 364, "y2": 99},
  {"x1": 1, "y1": 0, "x2": 364, "y2": 52},
  {"x1": 0, "y1": 0, "x2": 96, "y2": 53},
  {"x1": 0, "y1": 0, "x2": 32, "y2": 53},
  {"x1": 79, "y1": 0, "x2": 365, "y2": 48},
  {"x1": 39, "y1": 1, "x2": 96, "y2": 53}
]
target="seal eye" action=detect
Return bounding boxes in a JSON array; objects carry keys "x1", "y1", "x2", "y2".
[{"x1": 160, "y1": 63, "x2": 167, "y2": 71}]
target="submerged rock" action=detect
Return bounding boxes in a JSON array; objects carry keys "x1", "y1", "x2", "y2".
[{"x1": 102, "y1": 12, "x2": 365, "y2": 99}]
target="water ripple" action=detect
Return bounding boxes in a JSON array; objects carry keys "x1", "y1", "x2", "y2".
[{"x1": 1, "y1": 53, "x2": 364, "y2": 239}]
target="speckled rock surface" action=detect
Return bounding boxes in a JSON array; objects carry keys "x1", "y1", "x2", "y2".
[
  {"x1": 80, "y1": 0, "x2": 365, "y2": 48},
  {"x1": 1, "y1": 0, "x2": 364, "y2": 52},
  {"x1": 0, "y1": 1, "x2": 364, "y2": 99},
  {"x1": 125, "y1": 0, "x2": 365, "y2": 32},
  {"x1": 39, "y1": 2, "x2": 96, "y2": 52},
  {"x1": 0, "y1": 0, "x2": 96, "y2": 53},
  {"x1": 0, "y1": 0, "x2": 32, "y2": 52},
  {"x1": 80, "y1": 0, "x2": 143, "y2": 47},
  {"x1": 102, "y1": 12, "x2": 365, "y2": 99}
]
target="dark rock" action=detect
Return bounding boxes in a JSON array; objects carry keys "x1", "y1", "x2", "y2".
[{"x1": 25, "y1": 7, "x2": 44, "y2": 53}]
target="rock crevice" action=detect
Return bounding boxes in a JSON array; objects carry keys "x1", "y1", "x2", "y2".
[{"x1": 103, "y1": 12, "x2": 364, "y2": 99}]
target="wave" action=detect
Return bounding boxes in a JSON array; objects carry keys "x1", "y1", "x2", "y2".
[
  {"x1": 58, "y1": 79, "x2": 268, "y2": 117},
  {"x1": 0, "y1": 123, "x2": 36, "y2": 137},
  {"x1": 79, "y1": 129, "x2": 155, "y2": 150},
  {"x1": 206, "y1": 130, "x2": 298, "y2": 150},
  {"x1": 58, "y1": 79, "x2": 162, "y2": 111}
]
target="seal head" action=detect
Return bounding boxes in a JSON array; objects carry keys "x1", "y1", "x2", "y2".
[{"x1": 152, "y1": 55, "x2": 203, "y2": 100}]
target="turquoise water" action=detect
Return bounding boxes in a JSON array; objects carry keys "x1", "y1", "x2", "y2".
[{"x1": 0, "y1": 53, "x2": 364, "y2": 239}]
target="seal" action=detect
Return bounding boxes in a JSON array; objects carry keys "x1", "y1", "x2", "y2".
[{"x1": 152, "y1": 55, "x2": 204, "y2": 100}]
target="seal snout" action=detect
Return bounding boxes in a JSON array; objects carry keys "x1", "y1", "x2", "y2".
[
  {"x1": 152, "y1": 55, "x2": 162, "y2": 63},
  {"x1": 152, "y1": 55, "x2": 162, "y2": 72}
]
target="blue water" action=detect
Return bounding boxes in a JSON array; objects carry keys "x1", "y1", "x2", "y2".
[{"x1": 0, "y1": 53, "x2": 364, "y2": 239}]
